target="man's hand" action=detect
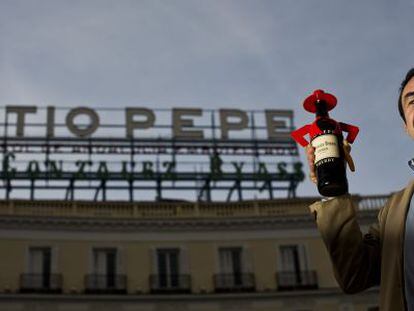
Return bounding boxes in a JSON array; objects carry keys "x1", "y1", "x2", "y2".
[
  {"x1": 343, "y1": 140, "x2": 355, "y2": 172},
  {"x1": 306, "y1": 144, "x2": 317, "y2": 184},
  {"x1": 306, "y1": 140, "x2": 355, "y2": 184}
]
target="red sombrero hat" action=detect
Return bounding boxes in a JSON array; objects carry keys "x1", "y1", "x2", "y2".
[{"x1": 303, "y1": 89, "x2": 337, "y2": 113}]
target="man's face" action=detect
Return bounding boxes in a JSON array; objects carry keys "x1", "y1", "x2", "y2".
[{"x1": 402, "y1": 77, "x2": 414, "y2": 139}]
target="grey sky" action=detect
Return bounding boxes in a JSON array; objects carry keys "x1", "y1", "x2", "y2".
[{"x1": 0, "y1": 0, "x2": 413, "y2": 198}]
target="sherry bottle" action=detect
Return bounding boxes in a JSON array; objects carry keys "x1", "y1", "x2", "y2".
[
  {"x1": 291, "y1": 89, "x2": 359, "y2": 197},
  {"x1": 312, "y1": 101, "x2": 348, "y2": 196}
]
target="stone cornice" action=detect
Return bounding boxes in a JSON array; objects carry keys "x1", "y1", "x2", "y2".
[
  {"x1": 0, "y1": 214, "x2": 317, "y2": 232},
  {"x1": 0, "y1": 209, "x2": 379, "y2": 232}
]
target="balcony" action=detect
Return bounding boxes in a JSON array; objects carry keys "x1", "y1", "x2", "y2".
[
  {"x1": 19, "y1": 273, "x2": 62, "y2": 293},
  {"x1": 84, "y1": 274, "x2": 127, "y2": 294},
  {"x1": 214, "y1": 273, "x2": 255, "y2": 293},
  {"x1": 276, "y1": 270, "x2": 318, "y2": 291},
  {"x1": 149, "y1": 274, "x2": 191, "y2": 294}
]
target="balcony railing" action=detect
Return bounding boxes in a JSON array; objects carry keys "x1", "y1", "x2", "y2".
[
  {"x1": 149, "y1": 274, "x2": 191, "y2": 294},
  {"x1": 276, "y1": 270, "x2": 318, "y2": 291},
  {"x1": 0, "y1": 194, "x2": 388, "y2": 220},
  {"x1": 84, "y1": 274, "x2": 127, "y2": 294},
  {"x1": 20, "y1": 273, "x2": 62, "y2": 293},
  {"x1": 214, "y1": 273, "x2": 255, "y2": 293},
  {"x1": 356, "y1": 195, "x2": 389, "y2": 211}
]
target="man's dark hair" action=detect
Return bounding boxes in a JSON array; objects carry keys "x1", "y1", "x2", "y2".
[{"x1": 399, "y1": 68, "x2": 414, "y2": 123}]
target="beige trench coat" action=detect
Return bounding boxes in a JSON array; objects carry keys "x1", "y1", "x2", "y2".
[{"x1": 309, "y1": 180, "x2": 414, "y2": 311}]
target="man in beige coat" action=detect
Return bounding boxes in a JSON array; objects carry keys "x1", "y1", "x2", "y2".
[{"x1": 306, "y1": 68, "x2": 414, "y2": 311}]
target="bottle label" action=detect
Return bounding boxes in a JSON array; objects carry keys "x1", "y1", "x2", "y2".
[{"x1": 311, "y1": 134, "x2": 340, "y2": 165}]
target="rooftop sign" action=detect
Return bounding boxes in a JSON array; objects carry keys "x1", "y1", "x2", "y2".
[{"x1": 0, "y1": 106, "x2": 303, "y2": 202}]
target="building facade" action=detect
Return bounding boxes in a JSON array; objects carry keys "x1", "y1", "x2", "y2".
[{"x1": 0, "y1": 195, "x2": 386, "y2": 311}]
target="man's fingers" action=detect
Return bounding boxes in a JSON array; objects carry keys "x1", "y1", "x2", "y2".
[
  {"x1": 306, "y1": 145, "x2": 315, "y2": 161},
  {"x1": 306, "y1": 144, "x2": 315, "y2": 154},
  {"x1": 305, "y1": 140, "x2": 356, "y2": 184},
  {"x1": 343, "y1": 140, "x2": 355, "y2": 172},
  {"x1": 306, "y1": 144, "x2": 317, "y2": 184}
]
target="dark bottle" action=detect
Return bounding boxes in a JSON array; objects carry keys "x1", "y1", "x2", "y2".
[
  {"x1": 291, "y1": 89, "x2": 359, "y2": 197},
  {"x1": 312, "y1": 101, "x2": 348, "y2": 196}
]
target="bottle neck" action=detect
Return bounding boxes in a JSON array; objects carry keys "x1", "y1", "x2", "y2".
[{"x1": 315, "y1": 100, "x2": 329, "y2": 118}]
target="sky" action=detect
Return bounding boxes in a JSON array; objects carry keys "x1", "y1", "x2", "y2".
[{"x1": 0, "y1": 0, "x2": 413, "y2": 199}]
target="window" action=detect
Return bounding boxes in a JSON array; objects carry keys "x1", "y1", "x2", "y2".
[
  {"x1": 277, "y1": 244, "x2": 317, "y2": 290},
  {"x1": 156, "y1": 248, "x2": 180, "y2": 288},
  {"x1": 280, "y1": 245, "x2": 307, "y2": 273},
  {"x1": 214, "y1": 247, "x2": 255, "y2": 292},
  {"x1": 93, "y1": 248, "x2": 117, "y2": 288},
  {"x1": 150, "y1": 247, "x2": 191, "y2": 293},
  {"x1": 21, "y1": 246, "x2": 61, "y2": 293},
  {"x1": 28, "y1": 247, "x2": 52, "y2": 288},
  {"x1": 86, "y1": 247, "x2": 126, "y2": 294},
  {"x1": 219, "y1": 247, "x2": 243, "y2": 285}
]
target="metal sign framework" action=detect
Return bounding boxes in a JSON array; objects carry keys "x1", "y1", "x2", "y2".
[{"x1": 0, "y1": 107, "x2": 303, "y2": 202}]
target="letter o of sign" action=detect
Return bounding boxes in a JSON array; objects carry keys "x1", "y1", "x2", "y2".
[{"x1": 66, "y1": 107, "x2": 100, "y2": 137}]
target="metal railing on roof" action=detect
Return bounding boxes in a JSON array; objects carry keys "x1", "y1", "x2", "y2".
[{"x1": 0, "y1": 194, "x2": 389, "y2": 219}]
